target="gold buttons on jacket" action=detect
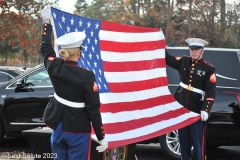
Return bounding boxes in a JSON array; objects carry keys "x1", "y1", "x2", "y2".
[
  {"x1": 43, "y1": 24, "x2": 48, "y2": 35},
  {"x1": 189, "y1": 65, "x2": 194, "y2": 85},
  {"x1": 101, "y1": 126, "x2": 105, "y2": 137}
]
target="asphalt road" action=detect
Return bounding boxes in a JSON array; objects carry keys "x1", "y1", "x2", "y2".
[
  {"x1": 0, "y1": 137, "x2": 240, "y2": 160},
  {"x1": 136, "y1": 143, "x2": 240, "y2": 160}
]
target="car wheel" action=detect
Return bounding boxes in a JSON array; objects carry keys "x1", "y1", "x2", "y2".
[
  {"x1": 159, "y1": 130, "x2": 181, "y2": 159},
  {"x1": 0, "y1": 119, "x2": 4, "y2": 144},
  {"x1": 159, "y1": 130, "x2": 194, "y2": 160}
]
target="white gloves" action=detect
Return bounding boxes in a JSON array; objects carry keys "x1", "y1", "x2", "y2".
[
  {"x1": 96, "y1": 138, "x2": 108, "y2": 152},
  {"x1": 40, "y1": 6, "x2": 51, "y2": 20},
  {"x1": 200, "y1": 111, "x2": 208, "y2": 121}
]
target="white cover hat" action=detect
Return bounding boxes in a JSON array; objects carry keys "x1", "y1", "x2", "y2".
[
  {"x1": 185, "y1": 38, "x2": 208, "y2": 47},
  {"x1": 55, "y1": 32, "x2": 86, "y2": 49}
]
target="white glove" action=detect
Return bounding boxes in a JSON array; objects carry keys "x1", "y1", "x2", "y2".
[
  {"x1": 96, "y1": 138, "x2": 108, "y2": 152},
  {"x1": 200, "y1": 111, "x2": 208, "y2": 121},
  {"x1": 40, "y1": 6, "x2": 51, "y2": 20}
]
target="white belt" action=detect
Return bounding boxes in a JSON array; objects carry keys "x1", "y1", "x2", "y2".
[
  {"x1": 179, "y1": 82, "x2": 205, "y2": 100},
  {"x1": 54, "y1": 93, "x2": 85, "y2": 108}
]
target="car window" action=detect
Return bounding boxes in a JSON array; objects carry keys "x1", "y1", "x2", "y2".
[
  {"x1": 8, "y1": 67, "x2": 52, "y2": 88},
  {"x1": 0, "y1": 71, "x2": 14, "y2": 82},
  {"x1": 25, "y1": 68, "x2": 52, "y2": 87}
]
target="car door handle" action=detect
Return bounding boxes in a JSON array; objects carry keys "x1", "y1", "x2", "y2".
[{"x1": 48, "y1": 95, "x2": 53, "y2": 98}]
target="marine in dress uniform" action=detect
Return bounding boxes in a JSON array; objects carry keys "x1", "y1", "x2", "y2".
[
  {"x1": 165, "y1": 38, "x2": 216, "y2": 160},
  {"x1": 40, "y1": 6, "x2": 108, "y2": 160}
]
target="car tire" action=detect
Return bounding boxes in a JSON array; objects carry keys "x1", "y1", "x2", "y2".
[
  {"x1": 159, "y1": 130, "x2": 195, "y2": 160},
  {"x1": 0, "y1": 119, "x2": 4, "y2": 145},
  {"x1": 159, "y1": 130, "x2": 181, "y2": 160}
]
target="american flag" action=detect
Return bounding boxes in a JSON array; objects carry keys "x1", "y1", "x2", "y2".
[{"x1": 50, "y1": 7, "x2": 200, "y2": 149}]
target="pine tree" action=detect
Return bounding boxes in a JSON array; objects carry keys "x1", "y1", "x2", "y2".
[{"x1": 75, "y1": 0, "x2": 88, "y2": 15}]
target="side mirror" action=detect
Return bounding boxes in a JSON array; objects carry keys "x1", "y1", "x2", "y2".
[{"x1": 16, "y1": 79, "x2": 24, "y2": 89}]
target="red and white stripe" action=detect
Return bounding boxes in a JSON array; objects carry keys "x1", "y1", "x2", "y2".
[{"x1": 91, "y1": 21, "x2": 200, "y2": 149}]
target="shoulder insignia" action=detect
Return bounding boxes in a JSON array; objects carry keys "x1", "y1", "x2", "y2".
[
  {"x1": 48, "y1": 56, "x2": 54, "y2": 61},
  {"x1": 210, "y1": 73, "x2": 216, "y2": 83},
  {"x1": 93, "y1": 81, "x2": 98, "y2": 92}
]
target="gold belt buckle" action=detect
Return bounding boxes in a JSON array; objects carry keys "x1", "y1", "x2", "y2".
[{"x1": 187, "y1": 85, "x2": 193, "y2": 91}]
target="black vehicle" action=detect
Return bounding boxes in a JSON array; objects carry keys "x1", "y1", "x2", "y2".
[
  {"x1": 0, "y1": 64, "x2": 52, "y2": 143},
  {"x1": 0, "y1": 47, "x2": 240, "y2": 159},
  {"x1": 0, "y1": 64, "x2": 136, "y2": 159},
  {"x1": 139, "y1": 47, "x2": 240, "y2": 159}
]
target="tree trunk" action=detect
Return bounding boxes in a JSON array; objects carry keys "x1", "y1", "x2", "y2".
[
  {"x1": 188, "y1": 0, "x2": 193, "y2": 36},
  {"x1": 166, "y1": 0, "x2": 174, "y2": 42},
  {"x1": 220, "y1": 0, "x2": 226, "y2": 47},
  {"x1": 210, "y1": 0, "x2": 216, "y2": 46},
  {"x1": 4, "y1": 51, "x2": 7, "y2": 63}
]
